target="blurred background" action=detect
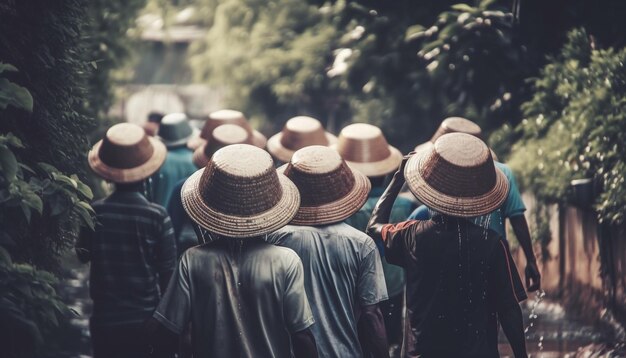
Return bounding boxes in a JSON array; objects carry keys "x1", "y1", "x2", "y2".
[{"x1": 0, "y1": 0, "x2": 625, "y2": 356}]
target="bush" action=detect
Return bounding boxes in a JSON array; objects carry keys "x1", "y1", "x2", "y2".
[{"x1": 502, "y1": 29, "x2": 626, "y2": 225}]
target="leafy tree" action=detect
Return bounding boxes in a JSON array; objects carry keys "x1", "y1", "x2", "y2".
[{"x1": 501, "y1": 29, "x2": 626, "y2": 225}]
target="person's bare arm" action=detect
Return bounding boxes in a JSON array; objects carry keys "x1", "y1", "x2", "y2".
[
  {"x1": 292, "y1": 328, "x2": 318, "y2": 358},
  {"x1": 357, "y1": 304, "x2": 389, "y2": 358},
  {"x1": 366, "y1": 154, "x2": 412, "y2": 241},
  {"x1": 499, "y1": 304, "x2": 528, "y2": 358},
  {"x1": 509, "y1": 215, "x2": 541, "y2": 291}
]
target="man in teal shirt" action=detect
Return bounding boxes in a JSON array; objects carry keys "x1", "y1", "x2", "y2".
[{"x1": 151, "y1": 113, "x2": 199, "y2": 207}]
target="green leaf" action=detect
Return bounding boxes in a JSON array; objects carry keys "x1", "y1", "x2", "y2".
[
  {"x1": 52, "y1": 173, "x2": 78, "y2": 189},
  {"x1": 451, "y1": 3, "x2": 475, "y2": 13},
  {"x1": 21, "y1": 189, "x2": 43, "y2": 214},
  {"x1": 1, "y1": 133, "x2": 24, "y2": 148},
  {"x1": 0, "y1": 63, "x2": 18, "y2": 74},
  {"x1": 0, "y1": 245, "x2": 12, "y2": 265},
  {"x1": 74, "y1": 202, "x2": 95, "y2": 231},
  {"x1": 0, "y1": 78, "x2": 34, "y2": 112},
  {"x1": 76, "y1": 180, "x2": 93, "y2": 200},
  {"x1": 0, "y1": 145, "x2": 18, "y2": 181},
  {"x1": 20, "y1": 202, "x2": 32, "y2": 223},
  {"x1": 404, "y1": 24, "x2": 426, "y2": 42},
  {"x1": 37, "y1": 162, "x2": 59, "y2": 175}
]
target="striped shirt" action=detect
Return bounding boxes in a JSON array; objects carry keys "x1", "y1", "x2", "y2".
[{"x1": 78, "y1": 190, "x2": 176, "y2": 326}]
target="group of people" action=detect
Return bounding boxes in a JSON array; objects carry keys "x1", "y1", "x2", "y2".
[{"x1": 77, "y1": 110, "x2": 541, "y2": 358}]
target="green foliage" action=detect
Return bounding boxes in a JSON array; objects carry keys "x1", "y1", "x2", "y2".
[
  {"x1": 412, "y1": 0, "x2": 525, "y2": 130},
  {"x1": 0, "y1": 63, "x2": 95, "y2": 356},
  {"x1": 0, "y1": 248, "x2": 71, "y2": 342},
  {"x1": 503, "y1": 29, "x2": 626, "y2": 225},
  {"x1": 189, "y1": 0, "x2": 341, "y2": 130},
  {"x1": 0, "y1": 63, "x2": 33, "y2": 112},
  {"x1": 83, "y1": 0, "x2": 148, "y2": 120}
]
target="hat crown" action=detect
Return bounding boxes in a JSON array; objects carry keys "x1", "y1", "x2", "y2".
[
  {"x1": 284, "y1": 146, "x2": 356, "y2": 206},
  {"x1": 431, "y1": 117, "x2": 482, "y2": 142},
  {"x1": 158, "y1": 113, "x2": 193, "y2": 142},
  {"x1": 198, "y1": 144, "x2": 283, "y2": 216},
  {"x1": 202, "y1": 125, "x2": 252, "y2": 157},
  {"x1": 281, "y1": 116, "x2": 328, "y2": 150},
  {"x1": 201, "y1": 109, "x2": 252, "y2": 139},
  {"x1": 336, "y1": 123, "x2": 391, "y2": 163},
  {"x1": 99, "y1": 123, "x2": 154, "y2": 169},
  {"x1": 420, "y1": 133, "x2": 496, "y2": 197}
]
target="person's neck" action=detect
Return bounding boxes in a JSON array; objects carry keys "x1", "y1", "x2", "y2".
[{"x1": 115, "y1": 181, "x2": 144, "y2": 193}]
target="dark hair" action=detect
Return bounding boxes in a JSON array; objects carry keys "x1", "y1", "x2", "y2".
[{"x1": 147, "y1": 112, "x2": 164, "y2": 123}]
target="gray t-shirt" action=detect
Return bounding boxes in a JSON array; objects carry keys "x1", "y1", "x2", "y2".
[
  {"x1": 266, "y1": 223, "x2": 388, "y2": 358},
  {"x1": 154, "y1": 239, "x2": 315, "y2": 358}
]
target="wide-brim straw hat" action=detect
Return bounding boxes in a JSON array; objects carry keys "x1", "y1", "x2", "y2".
[
  {"x1": 278, "y1": 145, "x2": 370, "y2": 226},
  {"x1": 267, "y1": 116, "x2": 337, "y2": 163},
  {"x1": 332, "y1": 123, "x2": 402, "y2": 177},
  {"x1": 187, "y1": 109, "x2": 267, "y2": 150},
  {"x1": 192, "y1": 124, "x2": 253, "y2": 168},
  {"x1": 89, "y1": 123, "x2": 167, "y2": 183},
  {"x1": 430, "y1": 116, "x2": 482, "y2": 143},
  {"x1": 415, "y1": 117, "x2": 499, "y2": 160},
  {"x1": 405, "y1": 133, "x2": 509, "y2": 217},
  {"x1": 157, "y1": 113, "x2": 200, "y2": 148},
  {"x1": 181, "y1": 144, "x2": 300, "y2": 238}
]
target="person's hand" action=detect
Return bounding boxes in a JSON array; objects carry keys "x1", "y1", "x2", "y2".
[
  {"x1": 525, "y1": 261, "x2": 541, "y2": 292},
  {"x1": 396, "y1": 151, "x2": 415, "y2": 180}
]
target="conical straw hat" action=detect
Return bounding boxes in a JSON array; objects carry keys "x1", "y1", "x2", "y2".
[
  {"x1": 157, "y1": 113, "x2": 200, "y2": 148},
  {"x1": 405, "y1": 133, "x2": 509, "y2": 217},
  {"x1": 278, "y1": 145, "x2": 370, "y2": 226},
  {"x1": 181, "y1": 144, "x2": 300, "y2": 238},
  {"x1": 192, "y1": 124, "x2": 252, "y2": 168},
  {"x1": 187, "y1": 109, "x2": 267, "y2": 150},
  {"x1": 267, "y1": 116, "x2": 337, "y2": 163},
  {"x1": 333, "y1": 123, "x2": 402, "y2": 177},
  {"x1": 89, "y1": 123, "x2": 167, "y2": 183}
]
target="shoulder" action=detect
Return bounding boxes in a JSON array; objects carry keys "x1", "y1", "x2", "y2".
[{"x1": 495, "y1": 162, "x2": 514, "y2": 180}]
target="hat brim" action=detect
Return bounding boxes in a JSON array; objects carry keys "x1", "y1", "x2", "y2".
[
  {"x1": 88, "y1": 137, "x2": 167, "y2": 183},
  {"x1": 277, "y1": 164, "x2": 371, "y2": 226},
  {"x1": 187, "y1": 130, "x2": 266, "y2": 151},
  {"x1": 337, "y1": 145, "x2": 403, "y2": 177},
  {"x1": 267, "y1": 132, "x2": 338, "y2": 163},
  {"x1": 159, "y1": 128, "x2": 200, "y2": 149},
  {"x1": 404, "y1": 150, "x2": 509, "y2": 217},
  {"x1": 181, "y1": 168, "x2": 300, "y2": 238}
]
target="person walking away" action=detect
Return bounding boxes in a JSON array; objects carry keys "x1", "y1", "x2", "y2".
[
  {"x1": 367, "y1": 133, "x2": 528, "y2": 358},
  {"x1": 151, "y1": 113, "x2": 199, "y2": 206},
  {"x1": 76, "y1": 123, "x2": 177, "y2": 358},
  {"x1": 146, "y1": 144, "x2": 318, "y2": 358},
  {"x1": 410, "y1": 116, "x2": 541, "y2": 292},
  {"x1": 335, "y1": 123, "x2": 414, "y2": 356},
  {"x1": 166, "y1": 124, "x2": 261, "y2": 255},
  {"x1": 266, "y1": 145, "x2": 390, "y2": 358}
]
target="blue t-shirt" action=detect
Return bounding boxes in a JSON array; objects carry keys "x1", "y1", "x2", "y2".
[
  {"x1": 408, "y1": 162, "x2": 526, "y2": 239},
  {"x1": 151, "y1": 147, "x2": 197, "y2": 207}
]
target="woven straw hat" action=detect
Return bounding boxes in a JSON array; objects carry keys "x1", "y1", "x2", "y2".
[
  {"x1": 157, "y1": 113, "x2": 200, "y2": 148},
  {"x1": 267, "y1": 116, "x2": 337, "y2": 163},
  {"x1": 415, "y1": 117, "x2": 499, "y2": 160},
  {"x1": 333, "y1": 123, "x2": 402, "y2": 177},
  {"x1": 181, "y1": 144, "x2": 300, "y2": 238},
  {"x1": 278, "y1": 145, "x2": 370, "y2": 226},
  {"x1": 88, "y1": 123, "x2": 167, "y2": 183},
  {"x1": 187, "y1": 109, "x2": 267, "y2": 150},
  {"x1": 405, "y1": 133, "x2": 509, "y2": 217},
  {"x1": 430, "y1": 116, "x2": 482, "y2": 143},
  {"x1": 192, "y1": 124, "x2": 252, "y2": 168}
]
